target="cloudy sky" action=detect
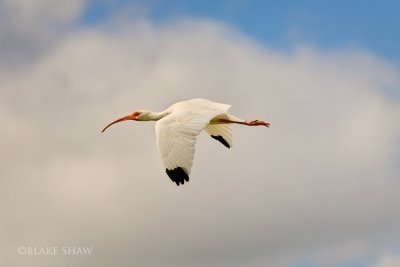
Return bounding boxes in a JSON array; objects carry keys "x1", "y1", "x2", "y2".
[{"x1": 1, "y1": 1, "x2": 400, "y2": 267}]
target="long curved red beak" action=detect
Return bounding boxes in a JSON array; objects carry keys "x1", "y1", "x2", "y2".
[{"x1": 101, "y1": 113, "x2": 137, "y2": 133}]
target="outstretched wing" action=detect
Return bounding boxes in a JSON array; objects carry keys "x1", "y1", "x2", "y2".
[
  {"x1": 204, "y1": 124, "x2": 232, "y2": 148},
  {"x1": 155, "y1": 109, "x2": 222, "y2": 186}
]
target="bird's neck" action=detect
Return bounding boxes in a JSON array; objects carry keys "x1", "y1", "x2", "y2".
[{"x1": 145, "y1": 110, "x2": 171, "y2": 121}]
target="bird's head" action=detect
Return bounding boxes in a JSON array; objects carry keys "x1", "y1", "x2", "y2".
[{"x1": 101, "y1": 110, "x2": 151, "y2": 133}]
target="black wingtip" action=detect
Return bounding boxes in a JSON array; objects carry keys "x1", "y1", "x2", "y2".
[
  {"x1": 166, "y1": 167, "x2": 189, "y2": 186},
  {"x1": 211, "y1": 135, "x2": 230, "y2": 148}
]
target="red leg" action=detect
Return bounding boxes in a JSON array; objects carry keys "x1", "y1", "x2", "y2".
[
  {"x1": 216, "y1": 118, "x2": 270, "y2": 127},
  {"x1": 244, "y1": 120, "x2": 270, "y2": 127}
]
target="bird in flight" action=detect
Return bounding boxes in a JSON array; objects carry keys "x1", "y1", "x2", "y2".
[{"x1": 102, "y1": 98, "x2": 269, "y2": 186}]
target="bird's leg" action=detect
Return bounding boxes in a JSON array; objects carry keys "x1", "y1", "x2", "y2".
[
  {"x1": 217, "y1": 118, "x2": 270, "y2": 127},
  {"x1": 244, "y1": 120, "x2": 270, "y2": 127}
]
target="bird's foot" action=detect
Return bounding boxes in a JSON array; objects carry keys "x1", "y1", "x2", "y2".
[{"x1": 245, "y1": 120, "x2": 270, "y2": 127}]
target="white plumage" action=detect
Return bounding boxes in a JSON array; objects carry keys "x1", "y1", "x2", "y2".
[{"x1": 102, "y1": 98, "x2": 269, "y2": 186}]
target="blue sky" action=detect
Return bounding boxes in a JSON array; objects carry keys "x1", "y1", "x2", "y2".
[{"x1": 82, "y1": 0, "x2": 400, "y2": 62}]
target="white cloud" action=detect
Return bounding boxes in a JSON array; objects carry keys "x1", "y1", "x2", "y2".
[
  {"x1": 0, "y1": 0, "x2": 84, "y2": 64},
  {"x1": 1, "y1": 5, "x2": 400, "y2": 267},
  {"x1": 2, "y1": 0, "x2": 83, "y2": 25},
  {"x1": 372, "y1": 253, "x2": 400, "y2": 267}
]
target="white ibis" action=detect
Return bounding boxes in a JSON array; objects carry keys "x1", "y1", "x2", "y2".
[{"x1": 102, "y1": 98, "x2": 269, "y2": 186}]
